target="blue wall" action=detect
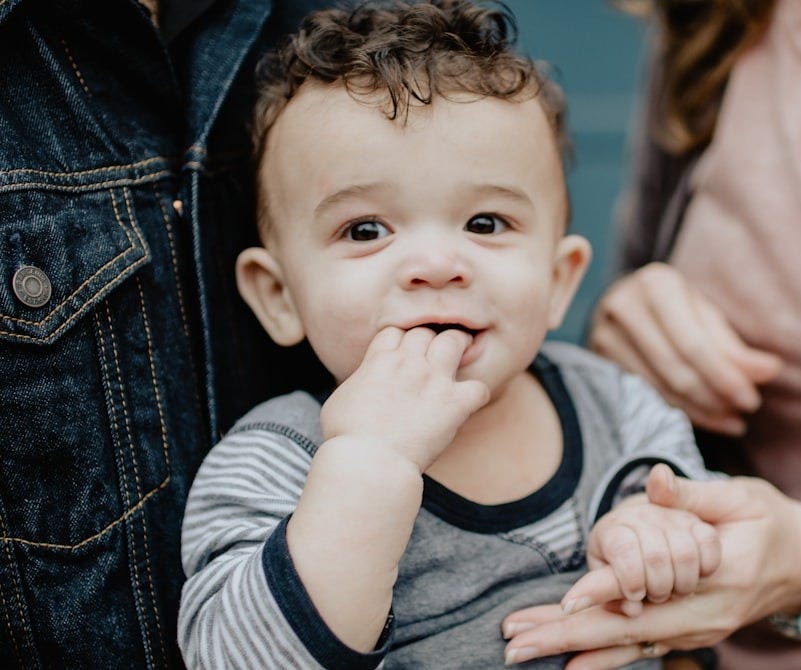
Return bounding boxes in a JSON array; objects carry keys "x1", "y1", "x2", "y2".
[{"x1": 503, "y1": 1, "x2": 648, "y2": 343}]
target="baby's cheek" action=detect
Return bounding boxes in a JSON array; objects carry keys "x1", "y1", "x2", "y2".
[{"x1": 306, "y1": 318, "x2": 371, "y2": 383}]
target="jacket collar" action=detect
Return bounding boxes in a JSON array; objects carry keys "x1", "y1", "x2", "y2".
[{"x1": 0, "y1": 0, "x2": 24, "y2": 25}]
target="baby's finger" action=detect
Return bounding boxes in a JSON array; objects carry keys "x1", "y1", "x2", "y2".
[
  {"x1": 692, "y1": 522, "x2": 721, "y2": 576},
  {"x1": 596, "y1": 526, "x2": 646, "y2": 603},
  {"x1": 666, "y1": 528, "x2": 700, "y2": 595},
  {"x1": 636, "y1": 526, "x2": 673, "y2": 603},
  {"x1": 455, "y1": 379, "x2": 490, "y2": 414},
  {"x1": 364, "y1": 326, "x2": 404, "y2": 355},
  {"x1": 399, "y1": 326, "x2": 436, "y2": 356}
]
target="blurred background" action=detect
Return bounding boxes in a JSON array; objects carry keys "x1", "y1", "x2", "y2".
[{"x1": 504, "y1": 0, "x2": 649, "y2": 344}]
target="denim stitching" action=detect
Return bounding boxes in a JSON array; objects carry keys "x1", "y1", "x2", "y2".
[
  {"x1": 0, "y1": 483, "x2": 171, "y2": 550},
  {"x1": 0, "y1": 171, "x2": 176, "y2": 195},
  {"x1": 0, "y1": 207, "x2": 171, "y2": 551},
  {"x1": 0, "y1": 191, "x2": 151, "y2": 337},
  {"x1": 0, "y1": 156, "x2": 166, "y2": 178},
  {"x1": 0, "y1": 577, "x2": 23, "y2": 667},
  {"x1": 0, "y1": 517, "x2": 27, "y2": 667},
  {"x1": 99, "y1": 306, "x2": 156, "y2": 668},
  {"x1": 114, "y1": 188, "x2": 136, "y2": 248},
  {"x1": 137, "y1": 509, "x2": 166, "y2": 668},
  {"x1": 135, "y1": 275, "x2": 171, "y2": 476},
  {"x1": 60, "y1": 38, "x2": 90, "y2": 96},
  {"x1": 135, "y1": 276, "x2": 169, "y2": 667},
  {"x1": 105, "y1": 302, "x2": 156, "y2": 669}
]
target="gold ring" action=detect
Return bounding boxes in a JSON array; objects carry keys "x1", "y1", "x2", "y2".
[{"x1": 641, "y1": 641, "x2": 659, "y2": 657}]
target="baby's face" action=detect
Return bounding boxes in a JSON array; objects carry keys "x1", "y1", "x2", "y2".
[{"x1": 255, "y1": 82, "x2": 588, "y2": 392}]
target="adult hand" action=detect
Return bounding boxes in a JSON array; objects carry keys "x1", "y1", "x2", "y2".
[
  {"x1": 588, "y1": 263, "x2": 781, "y2": 435},
  {"x1": 502, "y1": 465, "x2": 801, "y2": 668}
]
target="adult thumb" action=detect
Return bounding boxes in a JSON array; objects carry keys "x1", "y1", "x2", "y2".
[{"x1": 646, "y1": 464, "x2": 742, "y2": 524}]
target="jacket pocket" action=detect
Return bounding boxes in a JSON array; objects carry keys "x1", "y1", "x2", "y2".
[
  {"x1": 0, "y1": 178, "x2": 177, "y2": 548},
  {"x1": 0, "y1": 185, "x2": 149, "y2": 344}
]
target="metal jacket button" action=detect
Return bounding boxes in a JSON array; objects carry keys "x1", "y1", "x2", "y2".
[{"x1": 12, "y1": 265, "x2": 52, "y2": 308}]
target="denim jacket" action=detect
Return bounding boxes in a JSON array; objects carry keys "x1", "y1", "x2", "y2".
[{"x1": 0, "y1": 1, "x2": 330, "y2": 667}]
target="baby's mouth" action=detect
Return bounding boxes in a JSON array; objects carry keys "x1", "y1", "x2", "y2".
[{"x1": 419, "y1": 323, "x2": 480, "y2": 337}]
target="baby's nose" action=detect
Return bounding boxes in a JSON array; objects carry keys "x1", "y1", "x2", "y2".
[{"x1": 399, "y1": 246, "x2": 472, "y2": 289}]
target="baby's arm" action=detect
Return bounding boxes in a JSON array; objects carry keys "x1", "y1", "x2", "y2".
[
  {"x1": 179, "y1": 327, "x2": 488, "y2": 668},
  {"x1": 286, "y1": 327, "x2": 488, "y2": 651},
  {"x1": 563, "y1": 483, "x2": 722, "y2": 617}
]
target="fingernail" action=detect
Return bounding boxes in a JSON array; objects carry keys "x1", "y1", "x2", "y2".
[
  {"x1": 505, "y1": 647, "x2": 538, "y2": 665},
  {"x1": 502, "y1": 621, "x2": 537, "y2": 639},
  {"x1": 562, "y1": 596, "x2": 592, "y2": 615}
]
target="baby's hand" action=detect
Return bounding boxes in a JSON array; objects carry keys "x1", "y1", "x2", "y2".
[
  {"x1": 562, "y1": 495, "x2": 721, "y2": 617},
  {"x1": 320, "y1": 326, "x2": 489, "y2": 471}
]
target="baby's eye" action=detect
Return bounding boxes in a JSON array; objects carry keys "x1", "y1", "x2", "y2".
[
  {"x1": 343, "y1": 219, "x2": 391, "y2": 241},
  {"x1": 464, "y1": 213, "x2": 509, "y2": 235}
]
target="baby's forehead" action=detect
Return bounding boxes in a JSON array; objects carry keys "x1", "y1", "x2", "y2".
[
  {"x1": 258, "y1": 81, "x2": 568, "y2": 233},
  {"x1": 270, "y1": 79, "x2": 559, "y2": 153}
]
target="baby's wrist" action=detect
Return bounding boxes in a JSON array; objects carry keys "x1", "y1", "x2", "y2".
[{"x1": 317, "y1": 435, "x2": 425, "y2": 487}]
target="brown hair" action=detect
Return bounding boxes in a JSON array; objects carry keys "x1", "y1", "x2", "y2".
[
  {"x1": 619, "y1": 0, "x2": 777, "y2": 155},
  {"x1": 251, "y1": 0, "x2": 568, "y2": 226}
]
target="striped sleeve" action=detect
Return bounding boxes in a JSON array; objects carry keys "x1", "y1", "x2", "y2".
[
  {"x1": 617, "y1": 371, "x2": 710, "y2": 476},
  {"x1": 588, "y1": 371, "x2": 723, "y2": 525},
  {"x1": 177, "y1": 430, "x2": 390, "y2": 669}
]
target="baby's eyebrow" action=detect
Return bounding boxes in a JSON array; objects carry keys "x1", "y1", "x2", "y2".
[
  {"x1": 314, "y1": 182, "x2": 393, "y2": 217},
  {"x1": 468, "y1": 183, "x2": 533, "y2": 206}
]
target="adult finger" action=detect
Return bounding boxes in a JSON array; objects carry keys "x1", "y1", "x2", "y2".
[
  {"x1": 591, "y1": 326, "x2": 745, "y2": 434},
  {"x1": 502, "y1": 600, "x2": 697, "y2": 660},
  {"x1": 642, "y1": 268, "x2": 764, "y2": 412},
  {"x1": 694, "y1": 296, "x2": 782, "y2": 385},
  {"x1": 592, "y1": 283, "x2": 725, "y2": 413},
  {"x1": 564, "y1": 643, "x2": 666, "y2": 670},
  {"x1": 645, "y1": 464, "x2": 749, "y2": 524},
  {"x1": 560, "y1": 567, "x2": 623, "y2": 616},
  {"x1": 590, "y1": 289, "x2": 743, "y2": 427}
]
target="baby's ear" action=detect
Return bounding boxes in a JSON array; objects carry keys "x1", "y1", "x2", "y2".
[
  {"x1": 547, "y1": 235, "x2": 592, "y2": 330},
  {"x1": 236, "y1": 246, "x2": 305, "y2": 346}
]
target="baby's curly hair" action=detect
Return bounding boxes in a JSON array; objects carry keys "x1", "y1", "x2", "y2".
[{"x1": 251, "y1": 0, "x2": 568, "y2": 170}]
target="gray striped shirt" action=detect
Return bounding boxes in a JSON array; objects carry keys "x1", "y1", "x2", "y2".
[{"x1": 179, "y1": 342, "x2": 711, "y2": 669}]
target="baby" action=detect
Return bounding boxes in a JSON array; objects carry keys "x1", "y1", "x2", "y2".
[{"x1": 178, "y1": 1, "x2": 719, "y2": 667}]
